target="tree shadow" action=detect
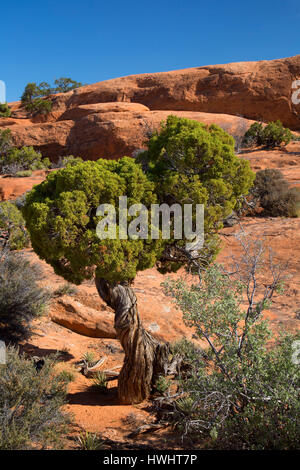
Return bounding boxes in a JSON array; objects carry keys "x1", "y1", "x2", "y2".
[
  {"x1": 68, "y1": 385, "x2": 120, "y2": 406},
  {"x1": 19, "y1": 342, "x2": 74, "y2": 362}
]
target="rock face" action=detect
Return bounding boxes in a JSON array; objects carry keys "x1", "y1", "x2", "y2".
[
  {"x1": 50, "y1": 296, "x2": 116, "y2": 339},
  {"x1": 1, "y1": 55, "x2": 300, "y2": 160}
]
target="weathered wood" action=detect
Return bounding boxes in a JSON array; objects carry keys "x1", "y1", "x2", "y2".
[{"x1": 95, "y1": 277, "x2": 169, "y2": 405}]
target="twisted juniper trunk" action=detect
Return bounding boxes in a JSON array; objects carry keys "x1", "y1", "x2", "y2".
[{"x1": 95, "y1": 277, "x2": 169, "y2": 405}]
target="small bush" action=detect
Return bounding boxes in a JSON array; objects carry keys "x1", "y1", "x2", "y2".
[
  {"x1": 92, "y1": 371, "x2": 108, "y2": 392},
  {"x1": 0, "y1": 103, "x2": 11, "y2": 118},
  {"x1": 0, "y1": 146, "x2": 50, "y2": 175},
  {"x1": 0, "y1": 201, "x2": 30, "y2": 250},
  {"x1": 52, "y1": 155, "x2": 83, "y2": 169},
  {"x1": 154, "y1": 375, "x2": 171, "y2": 395},
  {"x1": 243, "y1": 120, "x2": 293, "y2": 148},
  {"x1": 0, "y1": 252, "x2": 50, "y2": 342},
  {"x1": 0, "y1": 346, "x2": 70, "y2": 450},
  {"x1": 53, "y1": 283, "x2": 78, "y2": 297},
  {"x1": 56, "y1": 370, "x2": 75, "y2": 383},
  {"x1": 251, "y1": 169, "x2": 300, "y2": 217},
  {"x1": 81, "y1": 352, "x2": 95, "y2": 367},
  {"x1": 25, "y1": 98, "x2": 52, "y2": 116}
]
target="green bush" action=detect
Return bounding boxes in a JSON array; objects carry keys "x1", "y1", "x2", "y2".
[
  {"x1": 21, "y1": 78, "x2": 83, "y2": 108},
  {"x1": 0, "y1": 252, "x2": 50, "y2": 342},
  {"x1": 0, "y1": 145, "x2": 50, "y2": 175},
  {"x1": 15, "y1": 170, "x2": 33, "y2": 178},
  {"x1": 0, "y1": 128, "x2": 12, "y2": 155},
  {"x1": 54, "y1": 77, "x2": 83, "y2": 93},
  {"x1": 21, "y1": 83, "x2": 42, "y2": 105},
  {"x1": 0, "y1": 346, "x2": 70, "y2": 449},
  {"x1": 138, "y1": 115, "x2": 255, "y2": 271},
  {"x1": 77, "y1": 431, "x2": 103, "y2": 450},
  {"x1": 251, "y1": 169, "x2": 300, "y2": 217},
  {"x1": 22, "y1": 157, "x2": 163, "y2": 284},
  {"x1": 25, "y1": 98, "x2": 52, "y2": 116},
  {"x1": 0, "y1": 103, "x2": 11, "y2": 118},
  {"x1": 0, "y1": 201, "x2": 30, "y2": 250},
  {"x1": 164, "y1": 240, "x2": 300, "y2": 450},
  {"x1": 243, "y1": 120, "x2": 293, "y2": 148}
]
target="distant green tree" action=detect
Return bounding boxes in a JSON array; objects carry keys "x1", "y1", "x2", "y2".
[
  {"x1": 21, "y1": 83, "x2": 41, "y2": 105},
  {"x1": 54, "y1": 77, "x2": 83, "y2": 93},
  {"x1": 25, "y1": 98, "x2": 52, "y2": 115}
]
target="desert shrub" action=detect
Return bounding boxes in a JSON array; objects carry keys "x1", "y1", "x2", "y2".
[
  {"x1": 21, "y1": 83, "x2": 42, "y2": 105},
  {"x1": 0, "y1": 346, "x2": 70, "y2": 449},
  {"x1": 25, "y1": 98, "x2": 52, "y2": 116},
  {"x1": 154, "y1": 376, "x2": 171, "y2": 394},
  {"x1": 53, "y1": 282, "x2": 78, "y2": 297},
  {"x1": 0, "y1": 252, "x2": 50, "y2": 342},
  {"x1": 92, "y1": 371, "x2": 108, "y2": 392},
  {"x1": 52, "y1": 155, "x2": 83, "y2": 169},
  {"x1": 0, "y1": 201, "x2": 29, "y2": 250},
  {"x1": 242, "y1": 122, "x2": 264, "y2": 147},
  {"x1": 138, "y1": 116, "x2": 255, "y2": 271},
  {"x1": 81, "y1": 352, "x2": 95, "y2": 367},
  {"x1": 262, "y1": 120, "x2": 292, "y2": 147},
  {"x1": 0, "y1": 103, "x2": 11, "y2": 118},
  {"x1": 0, "y1": 146, "x2": 50, "y2": 175},
  {"x1": 21, "y1": 78, "x2": 82, "y2": 107},
  {"x1": 251, "y1": 169, "x2": 300, "y2": 217},
  {"x1": 15, "y1": 170, "x2": 33, "y2": 177},
  {"x1": 77, "y1": 431, "x2": 103, "y2": 450},
  {"x1": 0, "y1": 128, "x2": 12, "y2": 155},
  {"x1": 54, "y1": 77, "x2": 83, "y2": 93},
  {"x1": 164, "y1": 239, "x2": 300, "y2": 450},
  {"x1": 243, "y1": 120, "x2": 292, "y2": 148}
]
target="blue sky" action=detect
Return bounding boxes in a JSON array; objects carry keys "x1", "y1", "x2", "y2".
[{"x1": 1, "y1": 0, "x2": 299, "y2": 102}]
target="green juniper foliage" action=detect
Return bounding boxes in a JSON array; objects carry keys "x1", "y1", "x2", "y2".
[
  {"x1": 243, "y1": 120, "x2": 293, "y2": 148},
  {"x1": 0, "y1": 347, "x2": 70, "y2": 450},
  {"x1": 22, "y1": 157, "x2": 164, "y2": 284}
]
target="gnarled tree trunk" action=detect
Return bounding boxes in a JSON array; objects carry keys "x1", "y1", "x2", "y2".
[{"x1": 95, "y1": 277, "x2": 169, "y2": 405}]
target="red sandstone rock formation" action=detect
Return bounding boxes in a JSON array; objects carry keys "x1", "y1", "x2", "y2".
[{"x1": 1, "y1": 55, "x2": 299, "y2": 160}]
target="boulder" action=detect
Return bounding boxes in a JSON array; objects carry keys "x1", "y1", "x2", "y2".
[{"x1": 50, "y1": 296, "x2": 116, "y2": 339}]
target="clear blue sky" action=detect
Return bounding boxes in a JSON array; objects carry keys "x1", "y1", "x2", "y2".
[{"x1": 2, "y1": 0, "x2": 300, "y2": 102}]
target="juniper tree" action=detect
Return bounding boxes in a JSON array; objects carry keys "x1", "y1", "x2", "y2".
[{"x1": 22, "y1": 117, "x2": 254, "y2": 404}]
